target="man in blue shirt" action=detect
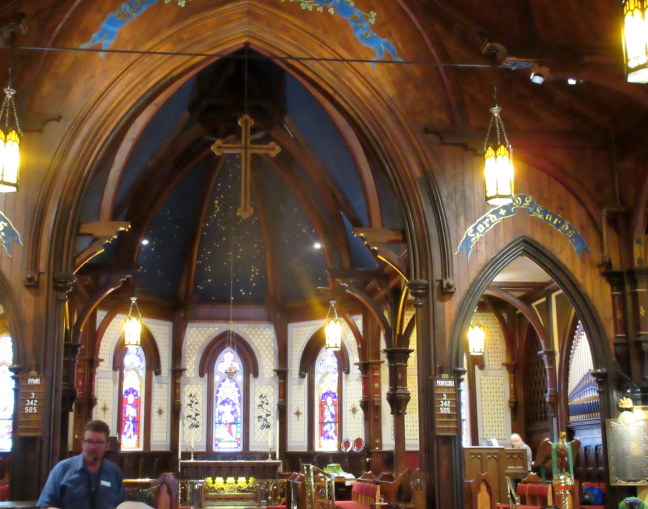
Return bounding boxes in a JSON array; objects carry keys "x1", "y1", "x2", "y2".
[{"x1": 38, "y1": 420, "x2": 125, "y2": 509}]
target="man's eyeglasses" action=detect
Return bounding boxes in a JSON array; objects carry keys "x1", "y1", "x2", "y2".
[{"x1": 82, "y1": 439, "x2": 107, "y2": 446}]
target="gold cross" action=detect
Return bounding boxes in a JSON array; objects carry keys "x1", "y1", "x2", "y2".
[{"x1": 211, "y1": 114, "x2": 281, "y2": 219}]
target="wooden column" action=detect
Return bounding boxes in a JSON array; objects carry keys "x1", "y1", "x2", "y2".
[
  {"x1": 539, "y1": 348, "x2": 558, "y2": 436},
  {"x1": 52, "y1": 272, "x2": 76, "y2": 463},
  {"x1": 603, "y1": 271, "x2": 631, "y2": 376},
  {"x1": 274, "y1": 368, "x2": 288, "y2": 460},
  {"x1": 357, "y1": 359, "x2": 383, "y2": 460},
  {"x1": 383, "y1": 347, "x2": 413, "y2": 473},
  {"x1": 73, "y1": 312, "x2": 99, "y2": 451},
  {"x1": 630, "y1": 269, "x2": 648, "y2": 378}
]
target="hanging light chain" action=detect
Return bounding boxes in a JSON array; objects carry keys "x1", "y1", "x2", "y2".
[{"x1": 483, "y1": 105, "x2": 510, "y2": 153}]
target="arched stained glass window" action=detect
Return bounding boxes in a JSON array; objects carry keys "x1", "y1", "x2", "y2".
[
  {"x1": 315, "y1": 348, "x2": 339, "y2": 451},
  {"x1": 121, "y1": 345, "x2": 145, "y2": 450},
  {"x1": 213, "y1": 348, "x2": 243, "y2": 451},
  {"x1": 0, "y1": 335, "x2": 14, "y2": 451}
]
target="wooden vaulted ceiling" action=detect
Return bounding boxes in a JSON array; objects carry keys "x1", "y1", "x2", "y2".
[
  {"x1": 74, "y1": 49, "x2": 401, "y2": 316},
  {"x1": 1, "y1": 0, "x2": 647, "y2": 318}
]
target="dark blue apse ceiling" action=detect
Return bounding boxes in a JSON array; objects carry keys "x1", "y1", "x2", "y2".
[
  {"x1": 193, "y1": 156, "x2": 268, "y2": 303},
  {"x1": 81, "y1": 51, "x2": 403, "y2": 306},
  {"x1": 135, "y1": 159, "x2": 210, "y2": 301},
  {"x1": 284, "y1": 75, "x2": 369, "y2": 226}
]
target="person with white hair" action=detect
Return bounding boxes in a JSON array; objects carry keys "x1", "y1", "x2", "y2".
[{"x1": 511, "y1": 432, "x2": 533, "y2": 472}]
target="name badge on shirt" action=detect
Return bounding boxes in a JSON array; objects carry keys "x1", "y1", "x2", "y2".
[{"x1": 101, "y1": 480, "x2": 111, "y2": 487}]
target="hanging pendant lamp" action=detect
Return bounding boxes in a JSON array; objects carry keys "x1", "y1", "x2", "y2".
[
  {"x1": 483, "y1": 104, "x2": 514, "y2": 206},
  {"x1": 622, "y1": 0, "x2": 648, "y2": 83}
]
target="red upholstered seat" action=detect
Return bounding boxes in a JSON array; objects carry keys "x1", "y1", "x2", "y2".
[
  {"x1": 335, "y1": 480, "x2": 380, "y2": 509},
  {"x1": 496, "y1": 481, "x2": 552, "y2": 509},
  {"x1": 0, "y1": 482, "x2": 8, "y2": 501}
]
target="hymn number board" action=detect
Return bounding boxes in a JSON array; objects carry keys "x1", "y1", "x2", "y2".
[
  {"x1": 433, "y1": 377, "x2": 459, "y2": 436},
  {"x1": 17, "y1": 375, "x2": 47, "y2": 437}
]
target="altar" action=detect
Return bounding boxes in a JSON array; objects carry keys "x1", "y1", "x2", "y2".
[{"x1": 179, "y1": 459, "x2": 283, "y2": 480}]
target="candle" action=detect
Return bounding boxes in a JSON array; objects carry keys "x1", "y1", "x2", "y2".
[
  {"x1": 190, "y1": 427, "x2": 195, "y2": 450},
  {"x1": 178, "y1": 416, "x2": 182, "y2": 460},
  {"x1": 268, "y1": 428, "x2": 272, "y2": 451},
  {"x1": 275, "y1": 416, "x2": 280, "y2": 459}
]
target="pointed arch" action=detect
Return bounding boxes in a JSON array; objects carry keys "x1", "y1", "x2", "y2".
[
  {"x1": 199, "y1": 331, "x2": 258, "y2": 451},
  {"x1": 112, "y1": 325, "x2": 160, "y2": 451},
  {"x1": 450, "y1": 236, "x2": 613, "y2": 375},
  {"x1": 198, "y1": 331, "x2": 259, "y2": 379},
  {"x1": 299, "y1": 327, "x2": 350, "y2": 378}
]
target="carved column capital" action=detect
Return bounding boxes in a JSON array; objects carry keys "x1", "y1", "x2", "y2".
[
  {"x1": 453, "y1": 367, "x2": 467, "y2": 384},
  {"x1": 406, "y1": 279, "x2": 429, "y2": 307},
  {"x1": 383, "y1": 347, "x2": 414, "y2": 366},
  {"x1": 385, "y1": 388, "x2": 411, "y2": 416},
  {"x1": 63, "y1": 342, "x2": 82, "y2": 361},
  {"x1": 591, "y1": 368, "x2": 608, "y2": 394},
  {"x1": 53, "y1": 272, "x2": 76, "y2": 301}
]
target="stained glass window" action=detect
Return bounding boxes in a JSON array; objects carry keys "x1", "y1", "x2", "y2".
[
  {"x1": 0, "y1": 336, "x2": 14, "y2": 451},
  {"x1": 121, "y1": 345, "x2": 145, "y2": 450},
  {"x1": 315, "y1": 348, "x2": 339, "y2": 451},
  {"x1": 213, "y1": 348, "x2": 243, "y2": 451}
]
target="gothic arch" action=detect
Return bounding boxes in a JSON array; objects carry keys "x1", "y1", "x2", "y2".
[
  {"x1": 112, "y1": 325, "x2": 162, "y2": 376},
  {"x1": 198, "y1": 331, "x2": 259, "y2": 379},
  {"x1": 111, "y1": 326, "x2": 160, "y2": 450},
  {"x1": 34, "y1": 2, "x2": 444, "y2": 294},
  {"x1": 450, "y1": 236, "x2": 613, "y2": 376}
]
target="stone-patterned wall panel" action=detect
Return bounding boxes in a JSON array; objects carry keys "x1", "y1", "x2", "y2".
[
  {"x1": 242, "y1": 326, "x2": 275, "y2": 379},
  {"x1": 183, "y1": 383, "x2": 204, "y2": 448},
  {"x1": 94, "y1": 377, "x2": 115, "y2": 429},
  {"x1": 478, "y1": 313, "x2": 505, "y2": 369},
  {"x1": 344, "y1": 378, "x2": 363, "y2": 441},
  {"x1": 253, "y1": 385, "x2": 274, "y2": 445},
  {"x1": 151, "y1": 381, "x2": 169, "y2": 447},
  {"x1": 144, "y1": 318, "x2": 172, "y2": 372},
  {"x1": 405, "y1": 374, "x2": 419, "y2": 448},
  {"x1": 184, "y1": 326, "x2": 220, "y2": 377},
  {"x1": 289, "y1": 321, "x2": 321, "y2": 379},
  {"x1": 288, "y1": 383, "x2": 306, "y2": 449},
  {"x1": 479, "y1": 376, "x2": 507, "y2": 440},
  {"x1": 97, "y1": 311, "x2": 125, "y2": 373}
]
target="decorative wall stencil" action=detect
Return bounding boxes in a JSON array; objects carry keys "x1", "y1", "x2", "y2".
[
  {"x1": 184, "y1": 326, "x2": 220, "y2": 377},
  {"x1": 94, "y1": 377, "x2": 114, "y2": 427},
  {"x1": 0, "y1": 211, "x2": 21, "y2": 256},
  {"x1": 144, "y1": 318, "x2": 171, "y2": 371},
  {"x1": 80, "y1": 0, "x2": 160, "y2": 54},
  {"x1": 289, "y1": 384, "x2": 306, "y2": 446},
  {"x1": 290, "y1": 321, "x2": 321, "y2": 379},
  {"x1": 151, "y1": 382, "x2": 169, "y2": 445},
  {"x1": 242, "y1": 326, "x2": 275, "y2": 378},
  {"x1": 344, "y1": 378, "x2": 363, "y2": 440},
  {"x1": 405, "y1": 374, "x2": 419, "y2": 446},
  {"x1": 479, "y1": 376, "x2": 506, "y2": 441},
  {"x1": 456, "y1": 194, "x2": 590, "y2": 258},
  {"x1": 98, "y1": 313, "x2": 125, "y2": 373},
  {"x1": 476, "y1": 313, "x2": 505, "y2": 370},
  {"x1": 280, "y1": 0, "x2": 401, "y2": 65},
  {"x1": 254, "y1": 386, "x2": 274, "y2": 444},
  {"x1": 183, "y1": 384, "x2": 203, "y2": 445}
]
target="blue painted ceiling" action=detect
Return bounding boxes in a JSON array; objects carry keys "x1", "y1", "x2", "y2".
[{"x1": 79, "y1": 50, "x2": 404, "y2": 309}]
